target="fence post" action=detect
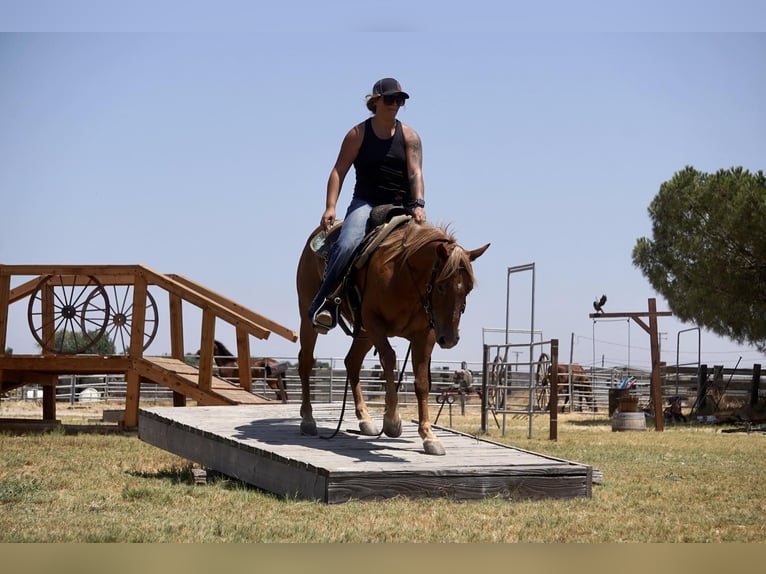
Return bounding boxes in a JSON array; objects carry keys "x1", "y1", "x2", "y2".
[
  {"x1": 751, "y1": 364, "x2": 762, "y2": 407},
  {"x1": 549, "y1": 338, "x2": 559, "y2": 441}
]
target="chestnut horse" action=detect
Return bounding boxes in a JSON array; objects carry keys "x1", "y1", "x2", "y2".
[
  {"x1": 206, "y1": 340, "x2": 289, "y2": 403},
  {"x1": 296, "y1": 220, "x2": 489, "y2": 455},
  {"x1": 547, "y1": 363, "x2": 594, "y2": 412}
]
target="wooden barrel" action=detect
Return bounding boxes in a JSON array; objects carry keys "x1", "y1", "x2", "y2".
[{"x1": 611, "y1": 412, "x2": 646, "y2": 432}]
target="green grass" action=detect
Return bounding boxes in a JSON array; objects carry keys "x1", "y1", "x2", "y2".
[{"x1": 1, "y1": 405, "x2": 764, "y2": 542}]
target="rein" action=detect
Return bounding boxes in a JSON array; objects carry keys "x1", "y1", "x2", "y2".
[
  {"x1": 404, "y1": 235, "x2": 450, "y2": 329},
  {"x1": 321, "y1": 229, "x2": 448, "y2": 440}
]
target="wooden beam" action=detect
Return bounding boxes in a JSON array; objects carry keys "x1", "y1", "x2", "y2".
[
  {"x1": 198, "y1": 308, "x2": 215, "y2": 391},
  {"x1": 42, "y1": 375, "x2": 57, "y2": 420},
  {"x1": 0, "y1": 264, "x2": 141, "y2": 277},
  {"x1": 648, "y1": 298, "x2": 664, "y2": 431},
  {"x1": 168, "y1": 292, "x2": 186, "y2": 407},
  {"x1": 124, "y1": 370, "x2": 140, "y2": 428},
  {"x1": 0, "y1": 272, "x2": 10, "y2": 355},
  {"x1": 129, "y1": 273, "x2": 148, "y2": 359},
  {"x1": 169, "y1": 293, "x2": 184, "y2": 359},
  {"x1": 0, "y1": 355, "x2": 132, "y2": 372},
  {"x1": 168, "y1": 273, "x2": 298, "y2": 343},
  {"x1": 549, "y1": 338, "x2": 559, "y2": 441},
  {"x1": 139, "y1": 266, "x2": 272, "y2": 340},
  {"x1": 589, "y1": 311, "x2": 672, "y2": 319},
  {"x1": 631, "y1": 316, "x2": 650, "y2": 334},
  {"x1": 236, "y1": 328, "x2": 253, "y2": 393}
]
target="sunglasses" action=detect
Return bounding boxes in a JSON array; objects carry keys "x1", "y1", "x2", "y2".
[{"x1": 382, "y1": 94, "x2": 406, "y2": 106}]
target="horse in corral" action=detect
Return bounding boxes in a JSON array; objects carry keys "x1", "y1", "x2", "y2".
[
  {"x1": 547, "y1": 363, "x2": 594, "y2": 412},
  {"x1": 296, "y1": 219, "x2": 489, "y2": 455},
  {"x1": 205, "y1": 340, "x2": 289, "y2": 402}
]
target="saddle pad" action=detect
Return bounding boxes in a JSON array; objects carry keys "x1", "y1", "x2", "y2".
[{"x1": 354, "y1": 214, "x2": 412, "y2": 269}]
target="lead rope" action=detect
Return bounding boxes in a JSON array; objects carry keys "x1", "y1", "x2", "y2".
[
  {"x1": 321, "y1": 343, "x2": 412, "y2": 440},
  {"x1": 321, "y1": 233, "x2": 439, "y2": 440}
]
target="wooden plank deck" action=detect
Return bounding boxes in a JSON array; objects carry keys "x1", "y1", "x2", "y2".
[{"x1": 138, "y1": 404, "x2": 592, "y2": 503}]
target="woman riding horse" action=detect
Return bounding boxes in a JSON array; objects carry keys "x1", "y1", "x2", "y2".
[
  {"x1": 308, "y1": 77, "x2": 426, "y2": 332},
  {"x1": 297, "y1": 221, "x2": 489, "y2": 455}
]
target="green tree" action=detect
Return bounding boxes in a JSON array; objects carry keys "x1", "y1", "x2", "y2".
[
  {"x1": 52, "y1": 330, "x2": 117, "y2": 355},
  {"x1": 633, "y1": 166, "x2": 766, "y2": 351}
]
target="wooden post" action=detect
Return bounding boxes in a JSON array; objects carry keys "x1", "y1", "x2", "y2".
[
  {"x1": 169, "y1": 292, "x2": 186, "y2": 407},
  {"x1": 236, "y1": 328, "x2": 253, "y2": 393},
  {"x1": 694, "y1": 364, "x2": 708, "y2": 415},
  {"x1": 124, "y1": 370, "x2": 140, "y2": 428},
  {"x1": 648, "y1": 298, "x2": 664, "y2": 431},
  {"x1": 128, "y1": 273, "x2": 148, "y2": 359},
  {"x1": 42, "y1": 374, "x2": 57, "y2": 421},
  {"x1": 198, "y1": 308, "x2": 215, "y2": 391},
  {"x1": 549, "y1": 338, "x2": 559, "y2": 441},
  {"x1": 481, "y1": 345, "x2": 489, "y2": 433},
  {"x1": 0, "y1": 271, "x2": 9, "y2": 354},
  {"x1": 751, "y1": 364, "x2": 761, "y2": 407},
  {"x1": 589, "y1": 298, "x2": 671, "y2": 431},
  {"x1": 125, "y1": 273, "x2": 148, "y2": 427},
  {"x1": 0, "y1": 271, "x2": 9, "y2": 387}
]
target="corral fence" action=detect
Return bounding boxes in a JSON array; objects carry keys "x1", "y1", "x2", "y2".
[{"x1": 5, "y1": 358, "x2": 762, "y2": 429}]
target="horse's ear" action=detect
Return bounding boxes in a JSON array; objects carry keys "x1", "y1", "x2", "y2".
[{"x1": 468, "y1": 243, "x2": 490, "y2": 262}]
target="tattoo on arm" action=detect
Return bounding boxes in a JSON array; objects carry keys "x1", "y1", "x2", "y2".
[{"x1": 407, "y1": 133, "x2": 424, "y2": 195}]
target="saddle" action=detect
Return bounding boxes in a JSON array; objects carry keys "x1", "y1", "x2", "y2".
[{"x1": 309, "y1": 204, "x2": 412, "y2": 336}]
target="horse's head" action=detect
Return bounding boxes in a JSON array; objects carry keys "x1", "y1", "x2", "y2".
[
  {"x1": 430, "y1": 240, "x2": 490, "y2": 349},
  {"x1": 195, "y1": 340, "x2": 234, "y2": 367}
]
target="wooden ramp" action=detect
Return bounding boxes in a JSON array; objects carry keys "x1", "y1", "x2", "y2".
[
  {"x1": 138, "y1": 404, "x2": 592, "y2": 503},
  {"x1": 134, "y1": 357, "x2": 271, "y2": 405}
]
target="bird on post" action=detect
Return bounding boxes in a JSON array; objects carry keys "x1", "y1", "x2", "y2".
[{"x1": 593, "y1": 294, "x2": 607, "y2": 314}]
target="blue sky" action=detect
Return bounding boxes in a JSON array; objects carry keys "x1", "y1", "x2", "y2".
[{"x1": 1, "y1": 3, "x2": 765, "y2": 371}]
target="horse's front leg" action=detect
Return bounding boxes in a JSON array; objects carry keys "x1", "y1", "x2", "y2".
[
  {"x1": 365, "y1": 320, "x2": 401, "y2": 438},
  {"x1": 412, "y1": 335, "x2": 445, "y2": 455},
  {"x1": 298, "y1": 320, "x2": 317, "y2": 435},
  {"x1": 345, "y1": 337, "x2": 378, "y2": 436}
]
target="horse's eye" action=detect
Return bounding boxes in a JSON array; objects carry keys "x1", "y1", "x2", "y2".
[{"x1": 436, "y1": 283, "x2": 446, "y2": 295}]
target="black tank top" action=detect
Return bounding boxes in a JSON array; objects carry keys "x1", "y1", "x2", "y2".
[{"x1": 353, "y1": 118, "x2": 410, "y2": 205}]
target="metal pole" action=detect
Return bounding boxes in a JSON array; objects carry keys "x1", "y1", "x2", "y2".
[
  {"x1": 505, "y1": 263, "x2": 536, "y2": 438},
  {"x1": 528, "y1": 263, "x2": 535, "y2": 439}
]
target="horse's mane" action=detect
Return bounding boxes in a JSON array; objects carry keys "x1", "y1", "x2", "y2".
[
  {"x1": 378, "y1": 222, "x2": 476, "y2": 288},
  {"x1": 213, "y1": 339, "x2": 233, "y2": 357}
]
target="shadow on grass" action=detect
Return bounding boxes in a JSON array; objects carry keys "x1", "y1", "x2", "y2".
[
  {"x1": 566, "y1": 417, "x2": 612, "y2": 427},
  {"x1": 126, "y1": 465, "x2": 280, "y2": 496}
]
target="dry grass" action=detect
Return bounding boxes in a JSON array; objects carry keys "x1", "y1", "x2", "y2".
[{"x1": 1, "y1": 400, "x2": 764, "y2": 542}]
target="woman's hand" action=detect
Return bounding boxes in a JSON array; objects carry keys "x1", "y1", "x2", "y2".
[
  {"x1": 412, "y1": 205, "x2": 426, "y2": 224},
  {"x1": 321, "y1": 206, "x2": 336, "y2": 231}
]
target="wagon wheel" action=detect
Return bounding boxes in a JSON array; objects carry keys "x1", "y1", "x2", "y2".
[
  {"x1": 81, "y1": 285, "x2": 159, "y2": 353},
  {"x1": 27, "y1": 275, "x2": 109, "y2": 354},
  {"x1": 488, "y1": 355, "x2": 506, "y2": 410},
  {"x1": 535, "y1": 352, "x2": 551, "y2": 411}
]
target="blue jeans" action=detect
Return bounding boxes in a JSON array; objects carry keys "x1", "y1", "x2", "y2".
[{"x1": 308, "y1": 198, "x2": 373, "y2": 319}]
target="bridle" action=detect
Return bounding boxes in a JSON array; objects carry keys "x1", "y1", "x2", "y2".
[
  {"x1": 405, "y1": 245, "x2": 444, "y2": 330},
  {"x1": 399, "y1": 224, "x2": 456, "y2": 328}
]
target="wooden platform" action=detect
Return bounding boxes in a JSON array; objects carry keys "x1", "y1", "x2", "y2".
[{"x1": 138, "y1": 404, "x2": 593, "y2": 503}]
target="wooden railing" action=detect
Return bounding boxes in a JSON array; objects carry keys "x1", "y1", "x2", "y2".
[{"x1": 0, "y1": 264, "x2": 298, "y2": 426}]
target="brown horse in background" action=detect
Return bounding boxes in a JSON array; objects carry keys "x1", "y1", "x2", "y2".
[
  {"x1": 296, "y1": 219, "x2": 489, "y2": 455},
  {"x1": 547, "y1": 363, "x2": 594, "y2": 412},
  {"x1": 205, "y1": 340, "x2": 288, "y2": 403}
]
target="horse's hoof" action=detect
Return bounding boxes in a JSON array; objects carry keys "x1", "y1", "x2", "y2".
[
  {"x1": 383, "y1": 418, "x2": 402, "y2": 438},
  {"x1": 423, "y1": 439, "x2": 446, "y2": 456},
  {"x1": 358, "y1": 420, "x2": 380, "y2": 436},
  {"x1": 300, "y1": 420, "x2": 318, "y2": 436}
]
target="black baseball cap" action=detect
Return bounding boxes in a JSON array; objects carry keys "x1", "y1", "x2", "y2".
[{"x1": 371, "y1": 78, "x2": 410, "y2": 99}]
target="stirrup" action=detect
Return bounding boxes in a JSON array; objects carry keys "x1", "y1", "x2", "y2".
[
  {"x1": 312, "y1": 309, "x2": 335, "y2": 333},
  {"x1": 312, "y1": 300, "x2": 339, "y2": 333}
]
